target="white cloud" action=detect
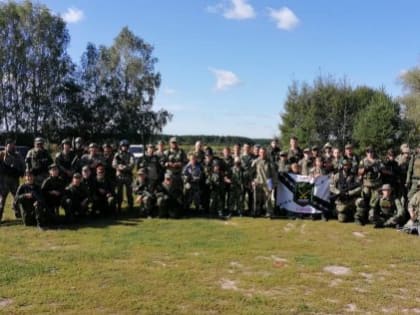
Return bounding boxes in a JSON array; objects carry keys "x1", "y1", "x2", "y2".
[
  {"x1": 62, "y1": 7, "x2": 85, "y2": 24},
  {"x1": 207, "y1": 0, "x2": 256, "y2": 20},
  {"x1": 163, "y1": 88, "x2": 176, "y2": 95},
  {"x1": 268, "y1": 7, "x2": 299, "y2": 31},
  {"x1": 209, "y1": 68, "x2": 241, "y2": 91}
]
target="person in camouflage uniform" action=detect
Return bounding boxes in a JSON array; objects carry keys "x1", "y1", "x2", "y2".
[
  {"x1": 355, "y1": 146, "x2": 383, "y2": 225},
  {"x1": 369, "y1": 184, "x2": 406, "y2": 228},
  {"x1": 241, "y1": 143, "x2": 255, "y2": 214},
  {"x1": 200, "y1": 148, "x2": 215, "y2": 214},
  {"x1": 331, "y1": 147, "x2": 342, "y2": 174},
  {"x1": 396, "y1": 144, "x2": 411, "y2": 205},
  {"x1": 164, "y1": 137, "x2": 187, "y2": 204},
  {"x1": 137, "y1": 144, "x2": 161, "y2": 190},
  {"x1": 71, "y1": 137, "x2": 86, "y2": 173},
  {"x1": 92, "y1": 163, "x2": 116, "y2": 217},
  {"x1": 14, "y1": 170, "x2": 47, "y2": 229},
  {"x1": 252, "y1": 147, "x2": 277, "y2": 217},
  {"x1": 268, "y1": 138, "x2": 281, "y2": 165},
  {"x1": 63, "y1": 173, "x2": 90, "y2": 223},
  {"x1": 182, "y1": 153, "x2": 203, "y2": 213},
  {"x1": 221, "y1": 146, "x2": 234, "y2": 212},
  {"x1": 0, "y1": 139, "x2": 25, "y2": 220},
  {"x1": 41, "y1": 164, "x2": 65, "y2": 219},
  {"x1": 112, "y1": 140, "x2": 135, "y2": 212},
  {"x1": 406, "y1": 144, "x2": 420, "y2": 200},
  {"x1": 154, "y1": 140, "x2": 167, "y2": 182},
  {"x1": 381, "y1": 149, "x2": 401, "y2": 197},
  {"x1": 287, "y1": 136, "x2": 303, "y2": 164},
  {"x1": 133, "y1": 168, "x2": 155, "y2": 217},
  {"x1": 55, "y1": 138, "x2": 75, "y2": 184},
  {"x1": 403, "y1": 181, "x2": 420, "y2": 231},
  {"x1": 193, "y1": 141, "x2": 205, "y2": 165},
  {"x1": 80, "y1": 143, "x2": 105, "y2": 175},
  {"x1": 156, "y1": 171, "x2": 183, "y2": 218},
  {"x1": 330, "y1": 159, "x2": 361, "y2": 222},
  {"x1": 299, "y1": 148, "x2": 312, "y2": 176},
  {"x1": 309, "y1": 156, "x2": 326, "y2": 178},
  {"x1": 341, "y1": 143, "x2": 359, "y2": 174},
  {"x1": 102, "y1": 143, "x2": 116, "y2": 191},
  {"x1": 230, "y1": 157, "x2": 245, "y2": 216},
  {"x1": 277, "y1": 151, "x2": 290, "y2": 173},
  {"x1": 25, "y1": 137, "x2": 53, "y2": 186},
  {"x1": 207, "y1": 159, "x2": 225, "y2": 218}
]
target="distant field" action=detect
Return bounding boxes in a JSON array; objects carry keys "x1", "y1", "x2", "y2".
[{"x1": 1, "y1": 202, "x2": 420, "y2": 314}]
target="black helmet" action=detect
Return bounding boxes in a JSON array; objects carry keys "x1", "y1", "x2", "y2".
[
  {"x1": 119, "y1": 139, "x2": 129, "y2": 147},
  {"x1": 61, "y1": 138, "x2": 71, "y2": 146}
]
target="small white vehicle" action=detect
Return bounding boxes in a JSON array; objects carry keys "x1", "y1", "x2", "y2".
[{"x1": 129, "y1": 144, "x2": 144, "y2": 162}]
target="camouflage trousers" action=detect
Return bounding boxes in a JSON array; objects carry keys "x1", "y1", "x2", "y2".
[
  {"x1": 335, "y1": 199, "x2": 357, "y2": 223},
  {"x1": 156, "y1": 195, "x2": 182, "y2": 218},
  {"x1": 230, "y1": 187, "x2": 244, "y2": 215},
  {"x1": 116, "y1": 175, "x2": 133, "y2": 210},
  {"x1": 135, "y1": 193, "x2": 155, "y2": 217},
  {"x1": 0, "y1": 175, "x2": 20, "y2": 220},
  {"x1": 93, "y1": 195, "x2": 116, "y2": 216},
  {"x1": 62, "y1": 197, "x2": 90, "y2": 222},
  {"x1": 254, "y1": 184, "x2": 273, "y2": 216},
  {"x1": 209, "y1": 189, "x2": 224, "y2": 216},
  {"x1": 15, "y1": 199, "x2": 47, "y2": 227},
  {"x1": 355, "y1": 186, "x2": 379, "y2": 224}
]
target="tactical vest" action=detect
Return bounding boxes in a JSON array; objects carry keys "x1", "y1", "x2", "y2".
[
  {"x1": 379, "y1": 198, "x2": 393, "y2": 216},
  {"x1": 413, "y1": 157, "x2": 420, "y2": 178}
]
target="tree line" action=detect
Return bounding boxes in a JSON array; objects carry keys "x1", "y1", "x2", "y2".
[
  {"x1": 0, "y1": 1, "x2": 171, "y2": 143},
  {"x1": 279, "y1": 74, "x2": 418, "y2": 154}
]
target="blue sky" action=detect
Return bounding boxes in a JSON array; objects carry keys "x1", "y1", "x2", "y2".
[{"x1": 40, "y1": 0, "x2": 420, "y2": 138}]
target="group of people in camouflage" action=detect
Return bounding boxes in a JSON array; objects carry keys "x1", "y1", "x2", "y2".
[{"x1": 1, "y1": 135, "x2": 420, "y2": 232}]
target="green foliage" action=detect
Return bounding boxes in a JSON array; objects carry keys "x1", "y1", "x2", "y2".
[
  {"x1": 279, "y1": 75, "x2": 405, "y2": 151},
  {"x1": 353, "y1": 91, "x2": 402, "y2": 153},
  {"x1": 0, "y1": 1, "x2": 171, "y2": 143},
  {"x1": 399, "y1": 66, "x2": 420, "y2": 144},
  {"x1": 0, "y1": 0, "x2": 72, "y2": 135}
]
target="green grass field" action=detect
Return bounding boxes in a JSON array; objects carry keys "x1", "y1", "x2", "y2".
[{"x1": 1, "y1": 200, "x2": 420, "y2": 314}]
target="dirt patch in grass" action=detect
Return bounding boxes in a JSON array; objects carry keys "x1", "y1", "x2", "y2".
[
  {"x1": 0, "y1": 298, "x2": 13, "y2": 308},
  {"x1": 352, "y1": 231, "x2": 366, "y2": 238},
  {"x1": 345, "y1": 303, "x2": 357, "y2": 312},
  {"x1": 324, "y1": 265, "x2": 351, "y2": 276},
  {"x1": 220, "y1": 278, "x2": 238, "y2": 291}
]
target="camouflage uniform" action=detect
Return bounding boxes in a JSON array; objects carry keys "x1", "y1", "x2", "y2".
[
  {"x1": 63, "y1": 174, "x2": 90, "y2": 222},
  {"x1": 355, "y1": 156, "x2": 383, "y2": 224},
  {"x1": 137, "y1": 150, "x2": 161, "y2": 190},
  {"x1": 207, "y1": 165, "x2": 225, "y2": 217},
  {"x1": 41, "y1": 171, "x2": 65, "y2": 218},
  {"x1": 182, "y1": 162, "x2": 203, "y2": 212},
  {"x1": 330, "y1": 167, "x2": 361, "y2": 222},
  {"x1": 369, "y1": 185, "x2": 406, "y2": 228},
  {"x1": 14, "y1": 176, "x2": 47, "y2": 227},
  {"x1": 92, "y1": 172, "x2": 116, "y2": 216},
  {"x1": 25, "y1": 139, "x2": 53, "y2": 186},
  {"x1": 55, "y1": 139, "x2": 75, "y2": 183},
  {"x1": 404, "y1": 188, "x2": 420, "y2": 230},
  {"x1": 133, "y1": 169, "x2": 155, "y2": 217},
  {"x1": 299, "y1": 154, "x2": 312, "y2": 176},
  {"x1": 112, "y1": 143, "x2": 135, "y2": 212},
  {"x1": 0, "y1": 143, "x2": 25, "y2": 220},
  {"x1": 241, "y1": 153, "x2": 254, "y2": 213},
  {"x1": 252, "y1": 156, "x2": 277, "y2": 217},
  {"x1": 277, "y1": 151, "x2": 290, "y2": 173},
  {"x1": 406, "y1": 153, "x2": 420, "y2": 200},
  {"x1": 230, "y1": 163, "x2": 245, "y2": 215},
  {"x1": 155, "y1": 172, "x2": 183, "y2": 218},
  {"x1": 221, "y1": 155, "x2": 234, "y2": 211},
  {"x1": 164, "y1": 145, "x2": 187, "y2": 195}
]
